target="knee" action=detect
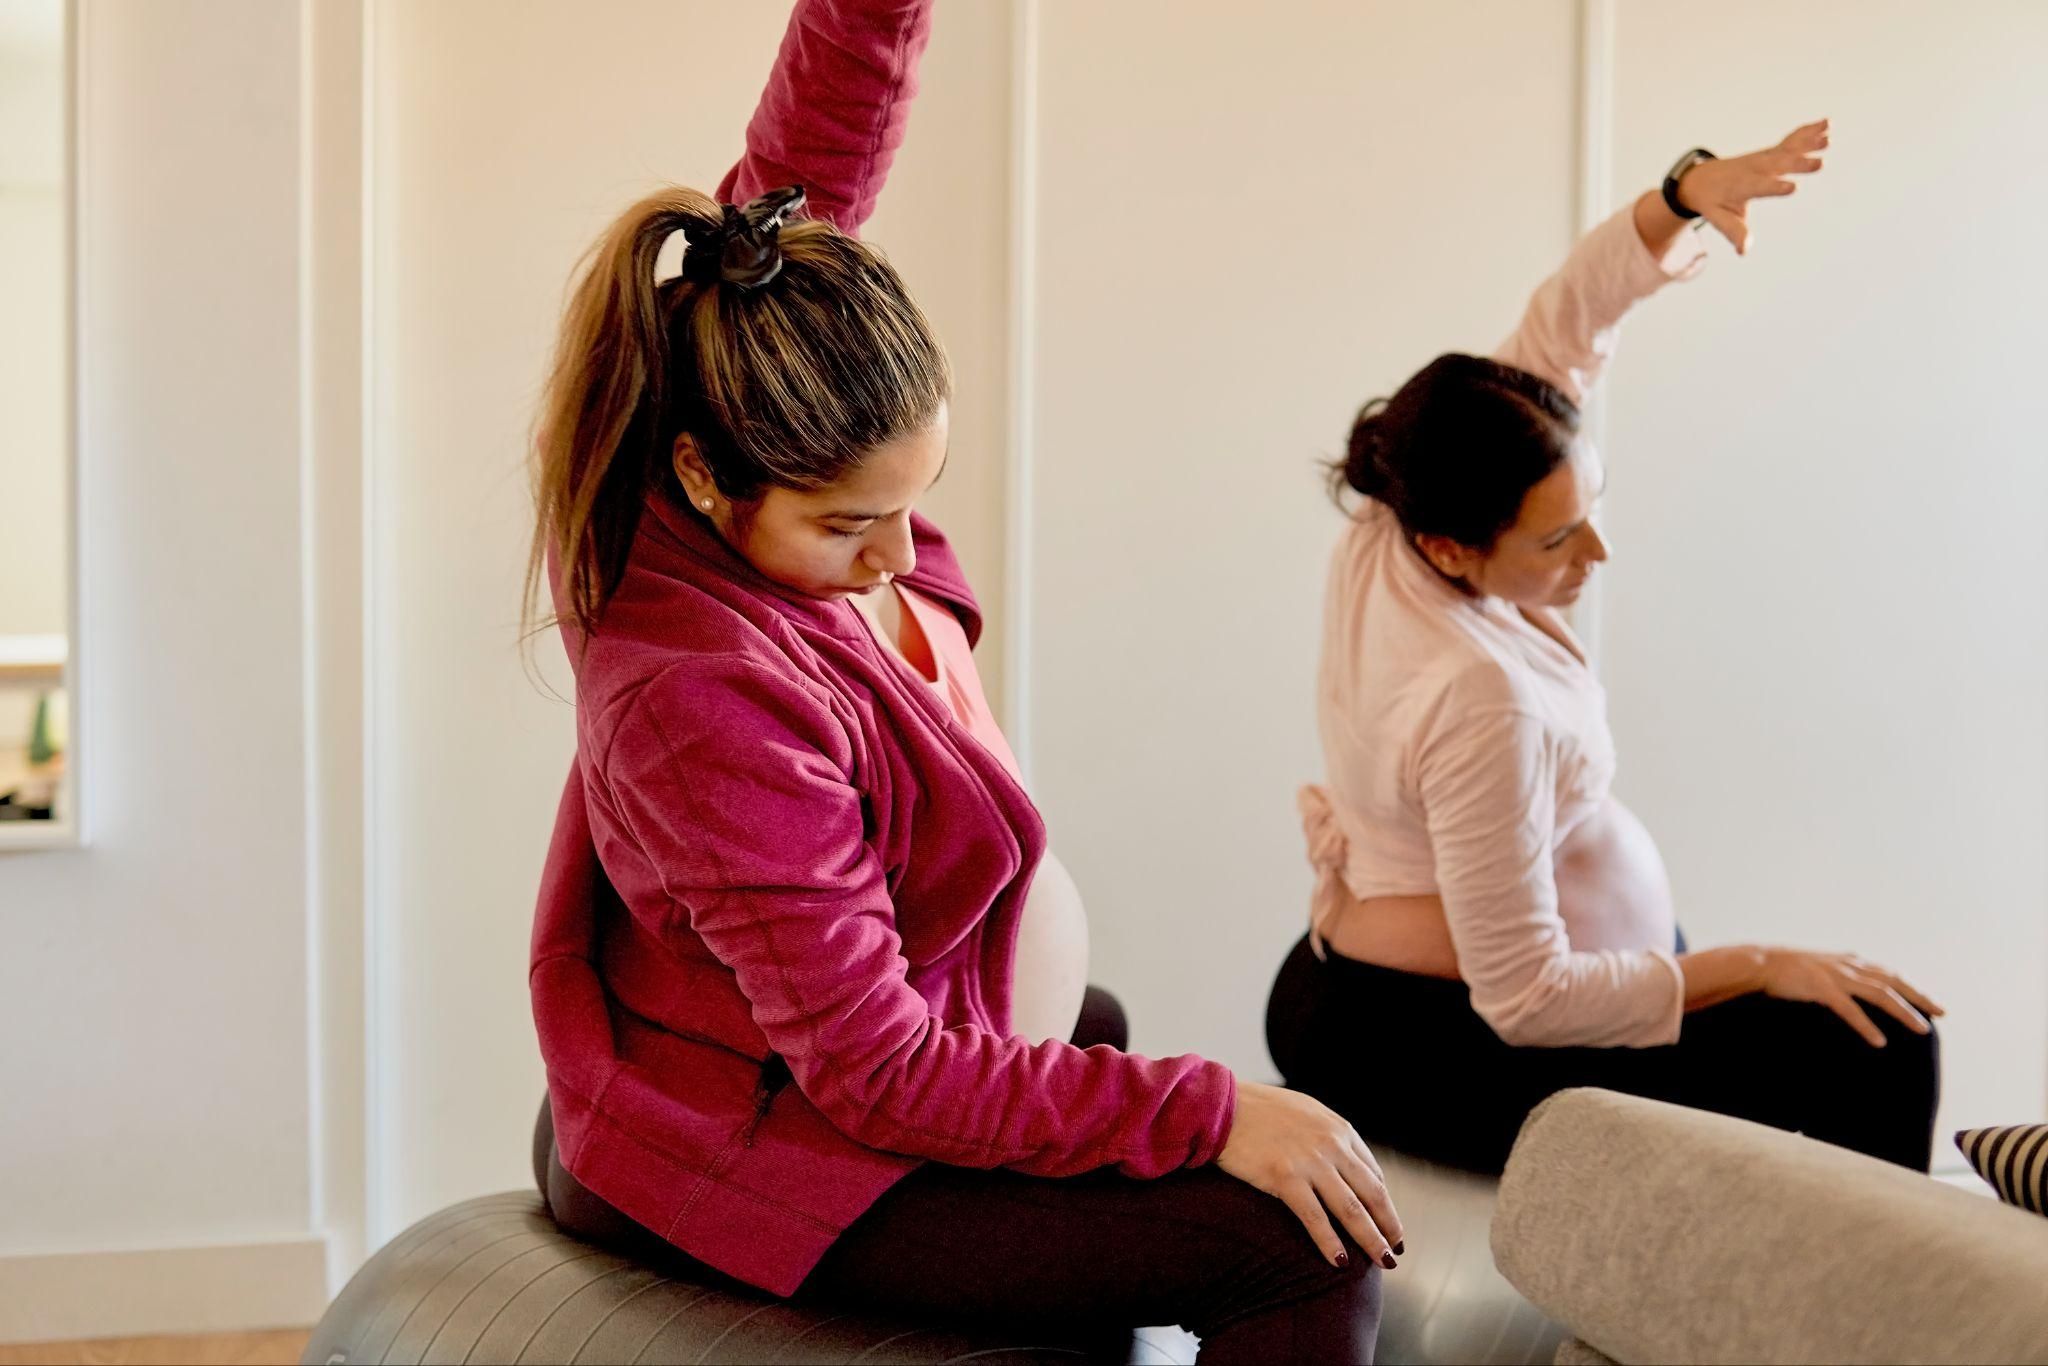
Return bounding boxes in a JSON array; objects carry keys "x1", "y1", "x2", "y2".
[
  {"x1": 1874, "y1": 1011, "x2": 1941, "y2": 1090},
  {"x1": 1183, "y1": 1174, "x2": 1382, "y2": 1323}
]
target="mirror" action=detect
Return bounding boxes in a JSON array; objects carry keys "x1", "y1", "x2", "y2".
[{"x1": 0, "y1": 0, "x2": 72, "y2": 839}]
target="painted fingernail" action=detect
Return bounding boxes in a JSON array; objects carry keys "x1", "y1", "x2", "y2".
[
  {"x1": 1381, "y1": 1251, "x2": 1398, "y2": 1270},
  {"x1": 1392, "y1": 1241, "x2": 1405, "y2": 1255},
  {"x1": 1334, "y1": 1251, "x2": 1349, "y2": 1269}
]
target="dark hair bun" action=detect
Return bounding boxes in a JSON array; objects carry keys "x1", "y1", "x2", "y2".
[
  {"x1": 1342, "y1": 401, "x2": 1392, "y2": 501},
  {"x1": 1328, "y1": 354, "x2": 1580, "y2": 551}
]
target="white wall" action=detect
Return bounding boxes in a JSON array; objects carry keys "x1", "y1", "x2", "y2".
[
  {"x1": 0, "y1": 0, "x2": 325, "y2": 1339},
  {"x1": 363, "y1": 0, "x2": 1017, "y2": 1239},
  {"x1": 1598, "y1": 0, "x2": 2048, "y2": 1149},
  {"x1": 1028, "y1": 0, "x2": 1583, "y2": 1068}
]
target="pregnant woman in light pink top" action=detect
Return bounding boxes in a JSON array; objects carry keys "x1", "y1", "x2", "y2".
[{"x1": 1266, "y1": 121, "x2": 1944, "y2": 1174}]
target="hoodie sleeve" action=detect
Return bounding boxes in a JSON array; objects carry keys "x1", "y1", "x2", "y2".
[
  {"x1": 718, "y1": 0, "x2": 935, "y2": 236},
  {"x1": 598, "y1": 655, "x2": 1239, "y2": 1175}
]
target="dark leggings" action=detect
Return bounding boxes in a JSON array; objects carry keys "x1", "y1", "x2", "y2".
[
  {"x1": 538, "y1": 986, "x2": 1381, "y2": 1364},
  {"x1": 1266, "y1": 933, "x2": 1940, "y2": 1175}
]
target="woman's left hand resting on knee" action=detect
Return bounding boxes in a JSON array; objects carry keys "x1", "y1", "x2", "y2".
[
  {"x1": 1219, "y1": 1082, "x2": 1405, "y2": 1270},
  {"x1": 1680, "y1": 946, "x2": 1944, "y2": 1047}
]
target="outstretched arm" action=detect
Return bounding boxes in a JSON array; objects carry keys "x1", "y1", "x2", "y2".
[
  {"x1": 719, "y1": 0, "x2": 936, "y2": 237},
  {"x1": 1495, "y1": 119, "x2": 1829, "y2": 404}
]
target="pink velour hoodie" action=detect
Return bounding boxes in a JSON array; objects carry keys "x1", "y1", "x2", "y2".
[{"x1": 529, "y1": 0, "x2": 1235, "y2": 1299}]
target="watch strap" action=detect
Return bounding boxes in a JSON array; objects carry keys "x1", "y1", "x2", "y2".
[{"x1": 1662, "y1": 147, "x2": 1717, "y2": 220}]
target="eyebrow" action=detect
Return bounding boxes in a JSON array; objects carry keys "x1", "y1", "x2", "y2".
[
  {"x1": 818, "y1": 451, "x2": 950, "y2": 522},
  {"x1": 1542, "y1": 468, "x2": 1608, "y2": 543}
]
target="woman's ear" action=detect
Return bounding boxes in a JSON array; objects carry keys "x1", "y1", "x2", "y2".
[
  {"x1": 1414, "y1": 532, "x2": 1481, "y2": 584},
  {"x1": 672, "y1": 434, "x2": 718, "y2": 513}
]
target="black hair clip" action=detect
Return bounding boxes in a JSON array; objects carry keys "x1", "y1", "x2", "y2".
[{"x1": 682, "y1": 185, "x2": 807, "y2": 289}]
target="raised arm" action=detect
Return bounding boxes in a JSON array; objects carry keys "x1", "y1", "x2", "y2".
[
  {"x1": 719, "y1": 0, "x2": 936, "y2": 237},
  {"x1": 1495, "y1": 120, "x2": 1829, "y2": 404}
]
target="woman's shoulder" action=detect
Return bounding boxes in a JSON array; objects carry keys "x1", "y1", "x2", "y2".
[{"x1": 574, "y1": 571, "x2": 836, "y2": 749}]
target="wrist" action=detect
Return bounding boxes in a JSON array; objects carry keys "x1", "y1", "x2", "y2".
[
  {"x1": 1662, "y1": 147, "x2": 1717, "y2": 220},
  {"x1": 1741, "y1": 945, "x2": 1774, "y2": 992}
]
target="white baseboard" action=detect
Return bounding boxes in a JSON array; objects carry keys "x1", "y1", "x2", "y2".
[{"x1": 0, "y1": 1235, "x2": 328, "y2": 1344}]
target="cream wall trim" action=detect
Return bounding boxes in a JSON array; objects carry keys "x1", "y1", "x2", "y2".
[
  {"x1": 8, "y1": 0, "x2": 89, "y2": 853},
  {"x1": 360, "y1": 0, "x2": 399, "y2": 1253},
  {"x1": 301, "y1": 0, "x2": 370, "y2": 1294},
  {"x1": 2, "y1": 0, "x2": 93, "y2": 852},
  {"x1": 58, "y1": 0, "x2": 82, "y2": 845},
  {"x1": 1570, "y1": 0, "x2": 1614, "y2": 670},
  {"x1": 0, "y1": 1238, "x2": 329, "y2": 1342},
  {"x1": 1000, "y1": 0, "x2": 1039, "y2": 782}
]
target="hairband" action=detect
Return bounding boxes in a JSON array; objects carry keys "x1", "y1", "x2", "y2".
[{"x1": 681, "y1": 185, "x2": 807, "y2": 289}]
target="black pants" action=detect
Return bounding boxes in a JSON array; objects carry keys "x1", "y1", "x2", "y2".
[
  {"x1": 537, "y1": 986, "x2": 1381, "y2": 1364},
  {"x1": 1266, "y1": 933, "x2": 1940, "y2": 1175}
]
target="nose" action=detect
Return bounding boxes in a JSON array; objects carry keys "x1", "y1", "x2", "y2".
[
  {"x1": 1583, "y1": 520, "x2": 1611, "y2": 564},
  {"x1": 862, "y1": 518, "x2": 917, "y2": 579}
]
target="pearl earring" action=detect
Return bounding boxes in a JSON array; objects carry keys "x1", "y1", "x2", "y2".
[{"x1": 700, "y1": 498, "x2": 713, "y2": 511}]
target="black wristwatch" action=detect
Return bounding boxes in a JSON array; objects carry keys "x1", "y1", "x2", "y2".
[{"x1": 1661, "y1": 147, "x2": 1717, "y2": 220}]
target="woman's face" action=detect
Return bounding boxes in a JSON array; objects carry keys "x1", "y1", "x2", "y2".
[
  {"x1": 679, "y1": 404, "x2": 950, "y2": 601},
  {"x1": 1423, "y1": 442, "x2": 1610, "y2": 609}
]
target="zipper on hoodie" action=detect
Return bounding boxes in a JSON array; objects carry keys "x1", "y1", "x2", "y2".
[{"x1": 741, "y1": 1053, "x2": 792, "y2": 1149}]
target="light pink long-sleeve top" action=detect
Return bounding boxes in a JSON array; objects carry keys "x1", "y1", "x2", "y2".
[{"x1": 1300, "y1": 205, "x2": 1706, "y2": 1048}]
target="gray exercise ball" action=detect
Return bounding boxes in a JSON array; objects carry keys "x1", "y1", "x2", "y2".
[{"x1": 302, "y1": 1150, "x2": 1556, "y2": 1364}]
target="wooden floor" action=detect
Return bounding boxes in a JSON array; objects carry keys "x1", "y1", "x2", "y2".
[{"x1": 0, "y1": 1330, "x2": 310, "y2": 1365}]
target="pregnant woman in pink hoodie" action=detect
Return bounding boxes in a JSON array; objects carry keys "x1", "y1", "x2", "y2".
[
  {"x1": 526, "y1": 2, "x2": 1394, "y2": 1359},
  {"x1": 1268, "y1": 122, "x2": 1943, "y2": 1175}
]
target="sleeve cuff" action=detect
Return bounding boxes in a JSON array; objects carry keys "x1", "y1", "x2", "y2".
[
  {"x1": 1612, "y1": 203, "x2": 1710, "y2": 286},
  {"x1": 1639, "y1": 947, "x2": 1687, "y2": 1047}
]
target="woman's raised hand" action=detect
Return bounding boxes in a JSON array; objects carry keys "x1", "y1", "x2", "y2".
[
  {"x1": 1755, "y1": 947, "x2": 1944, "y2": 1047},
  {"x1": 1676, "y1": 119, "x2": 1830, "y2": 255},
  {"x1": 1217, "y1": 1081, "x2": 1404, "y2": 1270}
]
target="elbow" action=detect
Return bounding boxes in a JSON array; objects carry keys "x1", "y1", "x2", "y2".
[
  {"x1": 1480, "y1": 1005, "x2": 1564, "y2": 1049},
  {"x1": 1473, "y1": 969, "x2": 1677, "y2": 1050},
  {"x1": 1471, "y1": 956, "x2": 1604, "y2": 1048},
  {"x1": 1471, "y1": 962, "x2": 1579, "y2": 1048}
]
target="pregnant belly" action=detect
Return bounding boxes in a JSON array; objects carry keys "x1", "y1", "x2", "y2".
[
  {"x1": 1553, "y1": 796, "x2": 1677, "y2": 952},
  {"x1": 1008, "y1": 848, "x2": 1091, "y2": 1044},
  {"x1": 1323, "y1": 796, "x2": 1676, "y2": 975}
]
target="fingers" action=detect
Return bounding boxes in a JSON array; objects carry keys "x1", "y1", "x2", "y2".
[
  {"x1": 1886, "y1": 974, "x2": 1946, "y2": 1018},
  {"x1": 1778, "y1": 118, "x2": 1831, "y2": 152},
  {"x1": 1703, "y1": 206, "x2": 1750, "y2": 255},
  {"x1": 1849, "y1": 960, "x2": 1943, "y2": 1018},
  {"x1": 1846, "y1": 975, "x2": 1933, "y2": 1036},
  {"x1": 1338, "y1": 1145, "x2": 1404, "y2": 1257},
  {"x1": 1348, "y1": 1130, "x2": 1385, "y2": 1184},
  {"x1": 1312, "y1": 1165, "x2": 1397, "y2": 1270},
  {"x1": 1821, "y1": 986, "x2": 1888, "y2": 1047},
  {"x1": 1346, "y1": 1132, "x2": 1402, "y2": 1252},
  {"x1": 1276, "y1": 1179, "x2": 1349, "y2": 1269}
]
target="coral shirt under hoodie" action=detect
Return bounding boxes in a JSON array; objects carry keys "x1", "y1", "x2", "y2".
[
  {"x1": 1299, "y1": 207, "x2": 1708, "y2": 1051},
  {"x1": 528, "y1": 0, "x2": 1235, "y2": 1299}
]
